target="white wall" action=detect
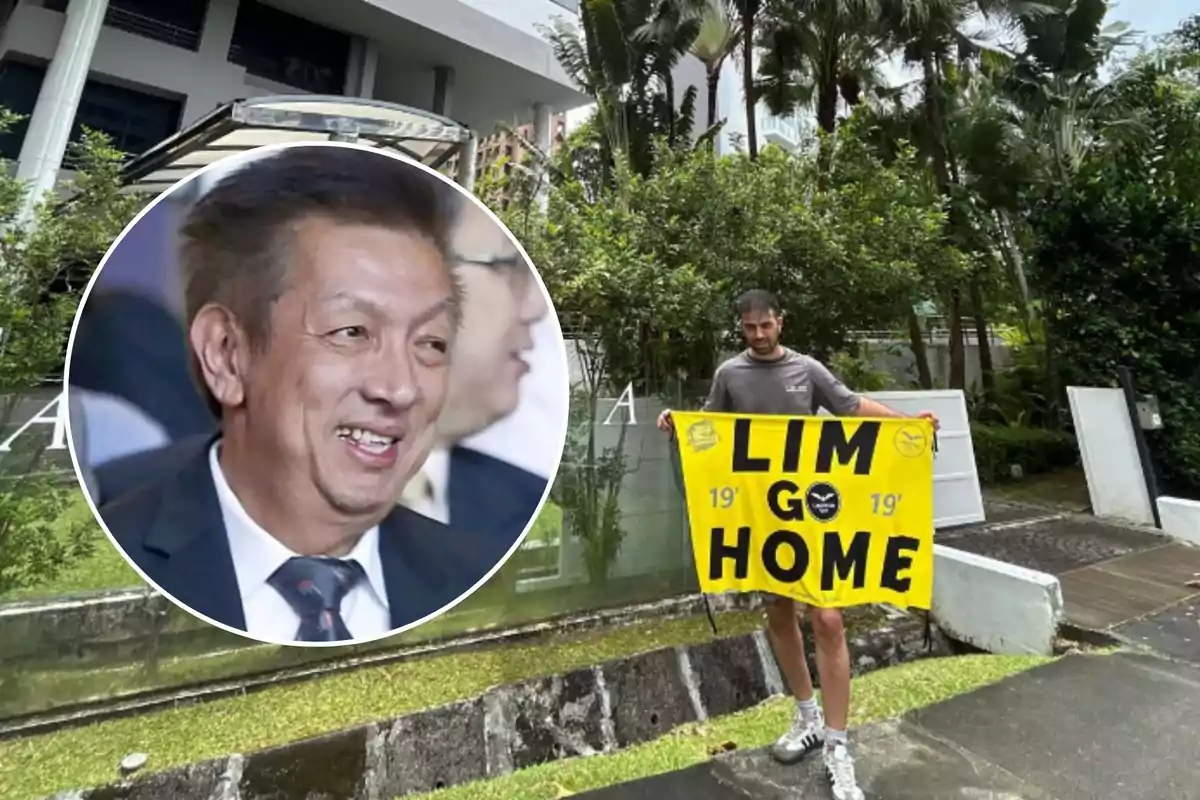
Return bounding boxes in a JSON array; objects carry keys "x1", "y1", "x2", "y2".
[
  {"x1": 1067, "y1": 386, "x2": 1155, "y2": 526},
  {"x1": 1, "y1": 0, "x2": 290, "y2": 126},
  {"x1": 1158, "y1": 497, "x2": 1200, "y2": 546},
  {"x1": 452, "y1": 0, "x2": 577, "y2": 40}
]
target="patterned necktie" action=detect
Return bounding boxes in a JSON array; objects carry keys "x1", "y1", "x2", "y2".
[{"x1": 268, "y1": 557, "x2": 367, "y2": 642}]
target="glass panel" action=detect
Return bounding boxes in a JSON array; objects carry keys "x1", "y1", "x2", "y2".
[
  {"x1": 71, "y1": 79, "x2": 182, "y2": 158},
  {"x1": 228, "y1": 0, "x2": 350, "y2": 94},
  {"x1": 0, "y1": 60, "x2": 45, "y2": 161},
  {"x1": 0, "y1": 60, "x2": 180, "y2": 161},
  {"x1": 0, "y1": 366, "x2": 697, "y2": 720}
]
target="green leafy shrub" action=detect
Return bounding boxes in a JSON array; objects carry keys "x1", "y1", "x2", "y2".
[
  {"x1": 971, "y1": 424, "x2": 1079, "y2": 483},
  {"x1": 1029, "y1": 64, "x2": 1200, "y2": 497},
  {"x1": 0, "y1": 122, "x2": 145, "y2": 596}
]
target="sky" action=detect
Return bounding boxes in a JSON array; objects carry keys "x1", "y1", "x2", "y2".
[{"x1": 1111, "y1": 0, "x2": 1200, "y2": 39}]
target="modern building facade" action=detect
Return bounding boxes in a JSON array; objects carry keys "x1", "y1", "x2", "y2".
[
  {"x1": 0, "y1": 0, "x2": 591, "y2": 208},
  {"x1": 440, "y1": 110, "x2": 566, "y2": 191}
]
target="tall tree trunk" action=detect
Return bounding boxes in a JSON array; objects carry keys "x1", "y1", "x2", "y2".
[
  {"x1": 1042, "y1": 298, "x2": 1062, "y2": 431},
  {"x1": 921, "y1": 51, "x2": 951, "y2": 191},
  {"x1": 948, "y1": 289, "x2": 966, "y2": 390},
  {"x1": 664, "y1": 70, "x2": 677, "y2": 148},
  {"x1": 707, "y1": 65, "x2": 720, "y2": 133},
  {"x1": 838, "y1": 72, "x2": 862, "y2": 108},
  {"x1": 921, "y1": 50, "x2": 966, "y2": 388},
  {"x1": 817, "y1": 78, "x2": 839, "y2": 134},
  {"x1": 741, "y1": 3, "x2": 758, "y2": 159},
  {"x1": 993, "y1": 208, "x2": 1035, "y2": 343},
  {"x1": 969, "y1": 277, "x2": 995, "y2": 393},
  {"x1": 907, "y1": 309, "x2": 934, "y2": 389}
]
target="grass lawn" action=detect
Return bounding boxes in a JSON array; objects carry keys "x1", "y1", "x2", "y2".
[
  {"x1": 0, "y1": 489, "x2": 140, "y2": 603},
  {"x1": 983, "y1": 467, "x2": 1090, "y2": 512},
  {"x1": 418, "y1": 652, "x2": 1055, "y2": 800},
  {"x1": 0, "y1": 610, "x2": 769, "y2": 799}
]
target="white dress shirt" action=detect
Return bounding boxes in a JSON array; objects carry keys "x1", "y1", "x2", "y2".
[
  {"x1": 401, "y1": 446, "x2": 451, "y2": 524},
  {"x1": 208, "y1": 444, "x2": 392, "y2": 644}
]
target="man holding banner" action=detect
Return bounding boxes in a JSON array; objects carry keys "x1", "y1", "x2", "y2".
[{"x1": 657, "y1": 289, "x2": 939, "y2": 800}]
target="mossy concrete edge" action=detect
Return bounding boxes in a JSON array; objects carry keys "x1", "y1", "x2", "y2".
[{"x1": 47, "y1": 614, "x2": 949, "y2": 800}]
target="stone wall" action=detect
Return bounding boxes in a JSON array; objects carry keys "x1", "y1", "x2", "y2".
[{"x1": 46, "y1": 614, "x2": 949, "y2": 799}]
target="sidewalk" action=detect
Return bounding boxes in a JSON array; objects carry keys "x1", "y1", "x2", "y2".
[
  {"x1": 579, "y1": 650, "x2": 1200, "y2": 799},
  {"x1": 579, "y1": 502, "x2": 1200, "y2": 799},
  {"x1": 942, "y1": 501, "x2": 1200, "y2": 664}
]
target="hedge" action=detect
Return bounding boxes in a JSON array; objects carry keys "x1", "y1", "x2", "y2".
[{"x1": 971, "y1": 423, "x2": 1079, "y2": 483}]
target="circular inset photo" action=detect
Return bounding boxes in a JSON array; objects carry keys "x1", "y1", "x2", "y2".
[{"x1": 64, "y1": 142, "x2": 569, "y2": 647}]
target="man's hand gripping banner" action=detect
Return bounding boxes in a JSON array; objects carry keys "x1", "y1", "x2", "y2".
[{"x1": 674, "y1": 412, "x2": 936, "y2": 609}]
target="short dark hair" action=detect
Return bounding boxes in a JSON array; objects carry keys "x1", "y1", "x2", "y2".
[
  {"x1": 179, "y1": 145, "x2": 461, "y2": 347},
  {"x1": 177, "y1": 145, "x2": 461, "y2": 417},
  {"x1": 735, "y1": 289, "x2": 781, "y2": 317}
]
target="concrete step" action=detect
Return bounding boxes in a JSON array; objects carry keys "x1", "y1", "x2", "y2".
[{"x1": 579, "y1": 651, "x2": 1200, "y2": 800}]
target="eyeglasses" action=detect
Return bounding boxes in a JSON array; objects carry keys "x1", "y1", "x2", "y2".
[{"x1": 452, "y1": 252, "x2": 527, "y2": 274}]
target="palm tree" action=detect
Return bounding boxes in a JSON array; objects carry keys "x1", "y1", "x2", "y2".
[
  {"x1": 637, "y1": 0, "x2": 741, "y2": 134},
  {"x1": 757, "y1": 0, "x2": 887, "y2": 135},
  {"x1": 692, "y1": 0, "x2": 743, "y2": 130},
  {"x1": 543, "y1": 0, "x2": 700, "y2": 181},
  {"x1": 735, "y1": 0, "x2": 763, "y2": 157}
]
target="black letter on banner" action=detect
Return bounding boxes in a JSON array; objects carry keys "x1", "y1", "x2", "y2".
[
  {"x1": 766, "y1": 480, "x2": 805, "y2": 521},
  {"x1": 880, "y1": 535, "x2": 920, "y2": 592},
  {"x1": 815, "y1": 420, "x2": 880, "y2": 475},
  {"x1": 762, "y1": 530, "x2": 809, "y2": 582},
  {"x1": 821, "y1": 531, "x2": 870, "y2": 590},
  {"x1": 781, "y1": 419, "x2": 805, "y2": 472},
  {"x1": 731, "y1": 418, "x2": 770, "y2": 472},
  {"x1": 710, "y1": 526, "x2": 751, "y2": 579}
]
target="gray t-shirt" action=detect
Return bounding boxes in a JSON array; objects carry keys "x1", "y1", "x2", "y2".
[{"x1": 702, "y1": 349, "x2": 861, "y2": 417}]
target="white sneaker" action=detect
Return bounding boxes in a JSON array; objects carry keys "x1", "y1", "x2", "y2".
[
  {"x1": 824, "y1": 743, "x2": 865, "y2": 800},
  {"x1": 769, "y1": 704, "x2": 825, "y2": 764}
]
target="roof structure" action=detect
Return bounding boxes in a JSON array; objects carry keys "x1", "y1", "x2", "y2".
[{"x1": 119, "y1": 95, "x2": 475, "y2": 195}]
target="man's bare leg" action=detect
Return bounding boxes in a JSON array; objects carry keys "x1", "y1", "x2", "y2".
[
  {"x1": 810, "y1": 607, "x2": 851, "y2": 731},
  {"x1": 765, "y1": 596, "x2": 815, "y2": 699},
  {"x1": 765, "y1": 596, "x2": 823, "y2": 764},
  {"x1": 810, "y1": 606, "x2": 863, "y2": 800},
  {"x1": 763, "y1": 599, "x2": 863, "y2": 799}
]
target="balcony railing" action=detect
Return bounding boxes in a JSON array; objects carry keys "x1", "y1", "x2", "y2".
[
  {"x1": 42, "y1": 0, "x2": 201, "y2": 51},
  {"x1": 758, "y1": 105, "x2": 801, "y2": 149}
]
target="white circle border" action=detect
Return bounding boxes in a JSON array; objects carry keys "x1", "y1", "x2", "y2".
[{"x1": 61, "y1": 139, "x2": 571, "y2": 649}]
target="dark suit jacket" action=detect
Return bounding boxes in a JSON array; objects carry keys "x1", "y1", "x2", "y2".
[
  {"x1": 69, "y1": 290, "x2": 217, "y2": 441},
  {"x1": 98, "y1": 435, "x2": 500, "y2": 635},
  {"x1": 98, "y1": 442, "x2": 551, "y2": 566},
  {"x1": 447, "y1": 446, "x2": 549, "y2": 556}
]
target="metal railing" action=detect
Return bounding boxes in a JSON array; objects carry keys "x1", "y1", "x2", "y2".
[
  {"x1": 758, "y1": 104, "x2": 802, "y2": 148},
  {"x1": 42, "y1": 0, "x2": 202, "y2": 51}
]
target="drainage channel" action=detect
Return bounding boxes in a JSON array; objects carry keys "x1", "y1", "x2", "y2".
[
  {"x1": 0, "y1": 594, "x2": 757, "y2": 741},
  {"x1": 36, "y1": 611, "x2": 949, "y2": 800}
]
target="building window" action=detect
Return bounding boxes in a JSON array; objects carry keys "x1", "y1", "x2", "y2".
[
  {"x1": 0, "y1": 60, "x2": 44, "y2": 161},
  {"x1": 73, "y1": 77, "x2": 183, "y2": 157},
  {"x1": 228, "y1": 0, "x2": 350, "y2": 94},
  {"x1": 0, "y1": 60, "x2": 182, "y2": 161},
  {"x1": 44, "y1": 0, "x2": 208, "y2": 51}
]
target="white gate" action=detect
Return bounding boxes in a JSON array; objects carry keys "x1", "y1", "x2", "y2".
[{"x1": 820, "y1": 389, "x2": 985, "y2": 528}]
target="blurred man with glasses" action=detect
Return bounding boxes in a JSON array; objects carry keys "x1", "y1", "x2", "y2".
[{"x1": 398, "y1": 200, "x2": 550, "y2": 561}]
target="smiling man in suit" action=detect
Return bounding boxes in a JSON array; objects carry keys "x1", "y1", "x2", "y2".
[
  {"x1": 398, "y1": 199, "x2": 550, "y2": 563},
  {"x1": 97, "y1": 145, "x2": 497, "y2": 644}
]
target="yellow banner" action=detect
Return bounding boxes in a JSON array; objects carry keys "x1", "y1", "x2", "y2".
[{"x1": 674, "y1": 412, "x2": 935, "y2": 609}]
